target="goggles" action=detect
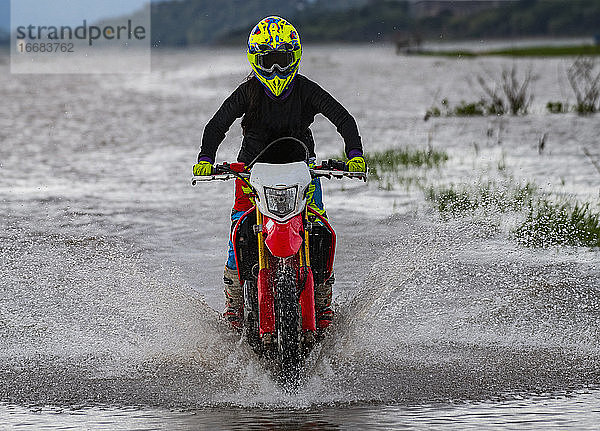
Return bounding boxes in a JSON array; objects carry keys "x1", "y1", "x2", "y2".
[{"x1": 255, "y1": 50, "x2": 295, "y2": 73}]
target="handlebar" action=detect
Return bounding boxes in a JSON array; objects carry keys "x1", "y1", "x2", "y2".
[
  {"x1": 310, "y1": 169, "x2": 367, "y2": 181},
  {"x1": 320, "y1": 159, "x2": 348, "y2": 171},
  {"x1": 191, "y1": 159, "x2": 367, "y2": 186}
]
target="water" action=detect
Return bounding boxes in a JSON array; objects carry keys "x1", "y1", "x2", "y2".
[
  {"x1": 3, "y1": 396, "x2": 600, "y2": 430},
  {"x1": 1, "y1": 44, "x2": 600, "y2": 429}
]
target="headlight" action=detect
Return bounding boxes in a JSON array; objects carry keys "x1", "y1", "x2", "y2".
[{"x1": 264, "y1": 186, "x2": 297, "y2": 218}]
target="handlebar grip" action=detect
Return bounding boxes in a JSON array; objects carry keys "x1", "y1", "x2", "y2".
[
  {"x1": 323, "y1": 159, "x2": 348, "y2": 171},
  {"x1": 213, "y1": 164, "x2": 227, "y2": 175},
  {"x1": 214, "y1": 162, "x2": 247, "y2": 174}
]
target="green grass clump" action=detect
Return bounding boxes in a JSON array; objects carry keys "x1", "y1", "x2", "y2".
[
  {"x1": 425, "y1": 98, "x2": 505, "y2": 120},
  {"x1": 453, "y1": 101, "x2": 487, "y2": 116},
  {"x1": 574, "y1": 102, "x2": 598, "y2": 114},
  {"x1": 426, "y1": 180, "x2": 600, "y2": 248},
  {"x1": 424, "y1": 181, "x2": 537, "y2": 216},
  {"x1": 367, "y1": 147, "x2": 448, "y2": 171},
  {"x1": 365, "y1": 147, "x2": 448, "y2": 183},
  {"x1": 546, "y1": 101, "x2": 597, "y2": 114},
  {"x1": 546, "y1": 101, "x2": 569, "y2": 114},
  {"x1": 344, "y1": 146, "x2": 449, "y2": 190},
  {"x1": 514, "y1": 200, "x2": 600, "y2": 248}
]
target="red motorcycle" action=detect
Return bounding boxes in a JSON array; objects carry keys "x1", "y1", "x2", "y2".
[{"x1": 192, "y1": 139, "x2": 366, "y2": 382}]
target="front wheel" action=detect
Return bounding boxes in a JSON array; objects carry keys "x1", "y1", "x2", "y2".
[
  {"x1": 243, "y1": 280, "x2": 261, "y2": 353},
  {"x1": 274, "y1": 264, "x2": 301, "y2": 384}
]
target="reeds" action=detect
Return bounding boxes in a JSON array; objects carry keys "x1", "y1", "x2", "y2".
[
  {"x1": 424, "y1": 180, "x2": 600, "y2": 248},
  {"x1": 514, "y1": 200, "x2": 600, "y2": 247}
]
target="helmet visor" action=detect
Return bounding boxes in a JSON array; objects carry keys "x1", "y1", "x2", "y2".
[{"x1": 256, "y1": 51, "x2": 294, "y2": 72}]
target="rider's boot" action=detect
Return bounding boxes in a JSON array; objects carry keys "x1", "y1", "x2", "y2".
[
  {"x1": 315, "y1": 273, "x2": 335, "y2": 332},
  {"x1": 223, "y1": 266, "x2": 243, "y2": 330}
]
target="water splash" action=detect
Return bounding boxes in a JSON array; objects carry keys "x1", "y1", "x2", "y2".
[{"x1": 1, "y1": 215, "x2": 599, "y2": 409}]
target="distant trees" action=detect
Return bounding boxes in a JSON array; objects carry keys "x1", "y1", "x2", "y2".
[
  {"x1": 149, "y1": 0, "x2": 600, "y2": 47},
  {"x1": 151, "y1": 0, "x2": 299, "y2": 46},
  {"x1": 446, "y1": 0, "x2": 600, "y2": 39}
]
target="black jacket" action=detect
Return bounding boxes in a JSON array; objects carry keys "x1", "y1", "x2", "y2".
[{"x1": 198, "y1": 74, "x2": 363, "y2": 164}]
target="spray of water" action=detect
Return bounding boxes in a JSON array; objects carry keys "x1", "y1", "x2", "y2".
[{"x1": 1, "y1": 216, "x2": 599, "y2": 409}]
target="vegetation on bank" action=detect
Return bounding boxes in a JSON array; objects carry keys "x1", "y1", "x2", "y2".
[
  {"x1": 361, "y1": 145, "x2": 600, "y2": 249},
  {"x1": 424, "y1": 180, "x2": 600, "y2": 248},
  {"x1": 7, "y1": 0, "x2": 596, "y2": 47},
  {"x1": 424, "y1": 181, "x2": 538, "y2": 217},
  {"x1": 515, "y1": 201, "x2": 600, "y2": 248},
  {"x1": 360, "y1": 147, "x2": 448, "y2": 190},
  {"x1": 149, "y1": 0, "x2": 600, "y2": 47},
  {"x1": 546, "y1": 102, "x2": 570, "y2": 114},
  {"x1": 434, "y1": 0, "x2": 600, "y2": 41},
  {"x1": 425, "y1": 99, "x2": 491, "y2": 119},
  {"x1": 366, "y1": 147, "x2": 448, "y2": 174},
  {"x1": 425, "y1": 66, "x2": 534, "y2": 119},
  {"x1": 427, "y1": 58, "x2": 600, "y2": 118},
  {"x1": 150, "y1": 0, "x2": 300, "y2": 46},
  {"x1": 150, "y1": 0, "x2": 401, "y2": 46},
  {"x1": 544, "y1": 57, "x2": 600, "y2": 114},
  {"x1": 417, "y1": 45, "x2": 600, "y2": 58}
]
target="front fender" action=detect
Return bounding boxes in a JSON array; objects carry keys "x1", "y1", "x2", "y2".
[{"x1": 263, "y1": 214, "x2": 303, "y2": 258}]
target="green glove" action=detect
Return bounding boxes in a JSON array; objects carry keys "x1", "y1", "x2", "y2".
[
  {"x1": 347, "y1": 156, "x2": 366, "y2": 173},
  {"x1": 193, "y1": 161, "x2": 213, "y2": 176}
]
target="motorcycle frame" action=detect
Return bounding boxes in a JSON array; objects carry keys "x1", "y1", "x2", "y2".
[{"x1": 231, "y1": 202, "x2": 336, "y2": 340}]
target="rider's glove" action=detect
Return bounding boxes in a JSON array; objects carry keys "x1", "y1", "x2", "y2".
[
  {"x1": 193, "y1": 160, "x2": 213, "y2": 176},
  {"x1": 347, "y1": 156, "x2": 366, "y2": 173}
]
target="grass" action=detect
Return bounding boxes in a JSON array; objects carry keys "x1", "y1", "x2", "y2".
[
  {"x1": 366, "y1": 147, "x2": 449, "y2": 172},
  {"x1": 426, "y1": 99, "x2": 491, "y2": 119},
  {"x1": 424, "y1": 181, "x2": 537, "y2": 216},
  {"x1": 426, "y1": 66, "x2": 533, "y2": 119},
  {"x1": 364, "y1": 147, "x2": 449, "y2": 189},
  {"x1": 514, "y1": 200, "x2": 600, "y2": 248},
  {"x1": 546, "y1": 101, "x2": 597, "y2": 114},
  {"x1": 546, "y1": 101, "x2": 569, "y2": 114},
  {"x1": 424, "y1": 180, "x2": 600, "y2": 248},
  {"x1": 416, "y1": 44, "x2": 600, "y2": 58},
  {"x1": 360, "y1": 146, "x2": 600, "y2": 249}
]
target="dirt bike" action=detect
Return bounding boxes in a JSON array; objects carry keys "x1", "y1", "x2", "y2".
[{"x1": 192, "y1": 138, "x2": 366, "y2": 384}]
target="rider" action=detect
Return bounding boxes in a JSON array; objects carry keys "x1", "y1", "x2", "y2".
[{"x1": 193, "y1": 16, "x2": 366, "y2": 331}]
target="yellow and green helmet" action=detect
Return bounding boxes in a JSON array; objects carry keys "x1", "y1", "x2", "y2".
[{"x1": 247, "y1": 16, "x2": 302, "y2": 97}]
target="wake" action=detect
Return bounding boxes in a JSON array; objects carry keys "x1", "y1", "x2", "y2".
[{"x1": 1, "y1": 216, "x2": 599, "y2": 408}]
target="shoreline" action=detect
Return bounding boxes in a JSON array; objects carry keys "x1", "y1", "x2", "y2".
[{"x1": 410, "y1": 44, "x2": 600, "y2": 58}]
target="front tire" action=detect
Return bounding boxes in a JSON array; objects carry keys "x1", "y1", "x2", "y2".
[
  {"x1": 243, "y1": 280, "x2": 261, "y2": 353},
  {"x1": 274, "y1": 265, "x2": 301, "y2": 384}
]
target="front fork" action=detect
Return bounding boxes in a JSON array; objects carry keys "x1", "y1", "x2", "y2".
[
  {"x1": 299, "y1": 210, "x2": 316, "y2": 333},
  {"x1": 256, "y1": 209, "x2": 275, "y2": 337},
  {"x1": 256, "y1": 208, "x2": 316, "y2": 342}
]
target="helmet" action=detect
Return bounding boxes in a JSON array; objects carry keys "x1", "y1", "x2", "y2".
[{"x1": 247, "y1": 16, "x2": 302, "y2": 97}]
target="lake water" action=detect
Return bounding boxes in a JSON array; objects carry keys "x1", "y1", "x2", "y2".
[{"x1": 1, "y1": 44, "x2": 599, "y2": 429}]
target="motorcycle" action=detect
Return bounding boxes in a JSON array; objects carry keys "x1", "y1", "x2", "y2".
[{"x1": 192, "y1": 138, "x2": 366, "y2": 383}]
